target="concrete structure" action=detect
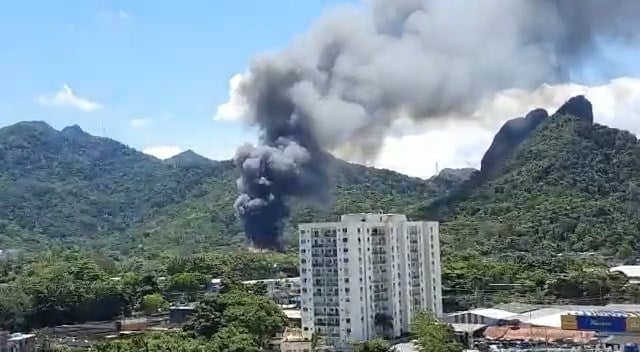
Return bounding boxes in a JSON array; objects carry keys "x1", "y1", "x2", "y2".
[
  {"x1": 207, "y1": 277, "x2": 301, "y2": 306},
  {"x1": 0, "y1": 332, "x2": 36, "y2": 352},
  {"x1": 279, "y1": 328, "x2": 313, "y2": 352},
  {"x1": 244, "y1": 277, "x2": 301, "y2": 306},
  {"x1": 283, "y1": 309, "x2": 302, "y2": 328},
  {"x1": 299, "y1": 213, "x2": 442, "y2": 351}
]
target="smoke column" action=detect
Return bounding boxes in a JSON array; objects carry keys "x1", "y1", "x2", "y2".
[{"x1": 233, "y1": 0, "x2": 640, "y2": 249}]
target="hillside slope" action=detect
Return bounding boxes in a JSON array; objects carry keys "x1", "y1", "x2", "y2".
[
  {"x1": 0, "y1": 121, "x2": 465, "y2": 254},
  {"x1": 441, "y1": 112, "x2": 640, "y2": 259}
]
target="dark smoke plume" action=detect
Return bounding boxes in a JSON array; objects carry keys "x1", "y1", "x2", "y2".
[{"x1": 233, "y1": 0, "x2": 640, "y2": 249}]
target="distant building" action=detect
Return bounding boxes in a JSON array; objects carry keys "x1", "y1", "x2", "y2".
[
  {"x1": 279, "y1": 328, "x2": 312, "y2": 352},
  {"x1": 610, "y1": 266, "x2": 640, "y2": 284},
  {"x1": 243, "y1": 277, "x2": 301, "y2": 306},
  {"x1": 0, "y1": 332, "x2": 36, "y2": 352},
  {"x1": 299, "y1": 213, "x2": 442, "y2": 351},
  {"x1": 169, "y1": 306, "x2": 196, "y2": 325},
  {"x1": 208, "y1": 277, "x2": 301, "y2": 306},
  {"x1": 207, "y1": 278, "x2": 222, "y2": 292},
  {"x1": 283, "y1": 309, "x2": 302, "y2": 328},
  {"x1": 442, "y1": 308, "x2": 517, "y2": 326}
]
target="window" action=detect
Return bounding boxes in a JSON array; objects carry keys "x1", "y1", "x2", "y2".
[
  {"x1": 342, "y1": 237, "x2": 348, "y2": 243},
  {"x1": 343, "y1": 248, "x2": 349, "y2": 253},
  {"x1": 346, "y1": 318, "x2": 351, "y2": 323},
  {"x1": 345, "y1": 278, "x2": 350, "y2": 283},
  {"x1": 345, "y1": 287, "x2": 350, "y2": 293},
  {"x1": 343, "y1": 228, "x2": 347, "y2": 233}
]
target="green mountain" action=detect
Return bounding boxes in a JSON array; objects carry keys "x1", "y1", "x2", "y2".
[
  {"x1": 433, "y1": 98, "x2": 640, "y2": 260},
  {"x1": 0, "y1": 121, "x2": 464, "y2": 254}
]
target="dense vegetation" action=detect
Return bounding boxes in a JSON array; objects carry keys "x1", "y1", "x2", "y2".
[
  {"x1": 438, "y1": 115, "x2": 640, "y2": 259},
  {"x1": 0, "y1": 249, "x2": 297, "y2": 332},
  {"x1": 0, "y1": 121, "x2": 462, "y2": 254},
  {"x1": 4, "y1": 97, "x2": 640, "y2": 350}
]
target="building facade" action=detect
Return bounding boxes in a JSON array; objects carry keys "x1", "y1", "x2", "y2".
[{"x1": 298, "y1": 213, "x2": 442, "y2": 350}]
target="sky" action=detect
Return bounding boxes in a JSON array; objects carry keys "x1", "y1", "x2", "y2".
[{"x1": 2, "y1": 0, "x2": 640, "y2": 178}]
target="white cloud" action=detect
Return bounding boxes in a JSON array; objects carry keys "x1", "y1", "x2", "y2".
[
  {"x1": 213, "y1": 74, "x2": 249, "y2": 121},
  {"x1": 129, "y1": 118, "x2": 152, "y2": 129},
  {"x1": 142, "y1": 145, "x2": 184, "y2": 159},
  {"x1": 36, "y1": 84, "x2": 102, "y2": 112},
  {"x1": 373, "y1": 77, "x2": 640, "y2": 178}
]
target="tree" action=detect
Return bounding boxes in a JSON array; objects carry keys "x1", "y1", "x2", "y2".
[
  {"x1": 170, "y1": 272, "x2": 205, "y2": 292},
  {"x1": 140, "y1": 293, "x2": 168, "y2": 315},
  {"x1": 353, "y1": 338, "x2": 394, "y2": 352},
  {"x1": 411, "y1": 311, "x2": 462, "y2": 352},
  {"x1": 220, "y1": 291, "x2": 286, "y2": 346},
  {"x1": 0, "y1": 285, "x2": 31, "y2": 331},
  {"x1": 211, "y1": 326, "x2": 261, "y2": 352},
  {"x1": 184, "y1": 294, "x2": 224, "y2": 339},
  {"x1": 184, "y1": 290, "x2": 286, "y2": 348}
]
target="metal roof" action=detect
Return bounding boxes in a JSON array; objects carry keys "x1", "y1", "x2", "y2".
[
  {"x1": 449, "y1": 323, "x2": 487, "y2": 333},
  {"x1": 610, "y1": 265, "x2": 640, "y2": 278},
  {"x1": 468, "y1": 308, "x2": 518, "y2": 320}
]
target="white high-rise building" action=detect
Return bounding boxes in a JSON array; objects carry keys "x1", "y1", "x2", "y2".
[{"x1": 298, "y1": 213, "x2": 442, "y2": 351}]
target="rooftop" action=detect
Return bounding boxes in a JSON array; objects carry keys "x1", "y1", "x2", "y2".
[
  {"x1": 466, "y1": 308, "x2": 518, "y2": 320},
  {"x1": 283, "y1": 328, "x2": 310, "y2": 342},
  {"x1": 8, "y1": 333, "x2": 36, "y2": 342},
  {"x1": 283, "y1": 309, "x2": 301, "y2": 320},
  {"x1": 610, "y1": 265, "x2": 640, "y2": 279}
]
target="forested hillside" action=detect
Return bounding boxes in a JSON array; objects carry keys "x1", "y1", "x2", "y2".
[
  {"x1": 0, "y1": 121, "x2": 464, "y2": 254},
  {"x1": 439, "y1": 113, "x2": 640, "y2": 260}
]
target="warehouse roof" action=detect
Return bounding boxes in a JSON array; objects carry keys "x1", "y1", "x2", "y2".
[
  {"x1": 610, "y1": 265, "x2": 640, "y2": 278},
  {"x1": 468, "y1": 308, "x2": 518, "y2": 320}
]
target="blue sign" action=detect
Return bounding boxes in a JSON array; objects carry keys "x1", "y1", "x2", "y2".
[{"x1": 576, "y1": 315, "x2": 626, "y2": 333}]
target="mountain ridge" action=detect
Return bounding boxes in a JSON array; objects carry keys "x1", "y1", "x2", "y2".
[
  {"x1": 0, "y1": 121, "x2": 465, "y2": 254},
  {"x1": 3, "y1": 95, "x2": 637, "y2": 258}
]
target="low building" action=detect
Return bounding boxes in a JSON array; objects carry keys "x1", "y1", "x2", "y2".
[
  {"x1": 0, "y1": 332, "x2": 36, "y2": 352},
  {"x1": 243, "y1": 277, "x2": 301, "y2": 306},
  {"x1": 207, "y1": 278, "x2": 222, "y2": 292},
  {"x1": 169, "y1": 305, "x2": 196, "y2": 325},
  {"x1": 207, "y1": 277, "x2": 300, "y2": 306},
  {"x1": 115, "y1": 318, "x2": 148, "y2": 333},
  {"x1": 283, "y1": 309, "x2": 302, "y2": 328},
  {"x1": 280, "y1": 328, "x2": 312, "y2": 352},
  {"x1": 610, "y1": 265, "x2": 640, "y2": 284}
]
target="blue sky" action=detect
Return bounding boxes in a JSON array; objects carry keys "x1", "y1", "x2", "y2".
[
  {"x1": 0, "y1": 0, "x2": 351, "y2": 160},
  {"x1": 1, "y1": 1, "x2": 639, "y2": 177}
]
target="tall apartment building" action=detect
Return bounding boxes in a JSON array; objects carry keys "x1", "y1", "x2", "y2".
[{"x1": 298, "y1": 213, "x2": 442, "y2": 351}]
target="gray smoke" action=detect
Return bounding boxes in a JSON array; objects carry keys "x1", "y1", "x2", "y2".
[{"x1": 234, "y1": 0, "x2": 640, "y2": 249}]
